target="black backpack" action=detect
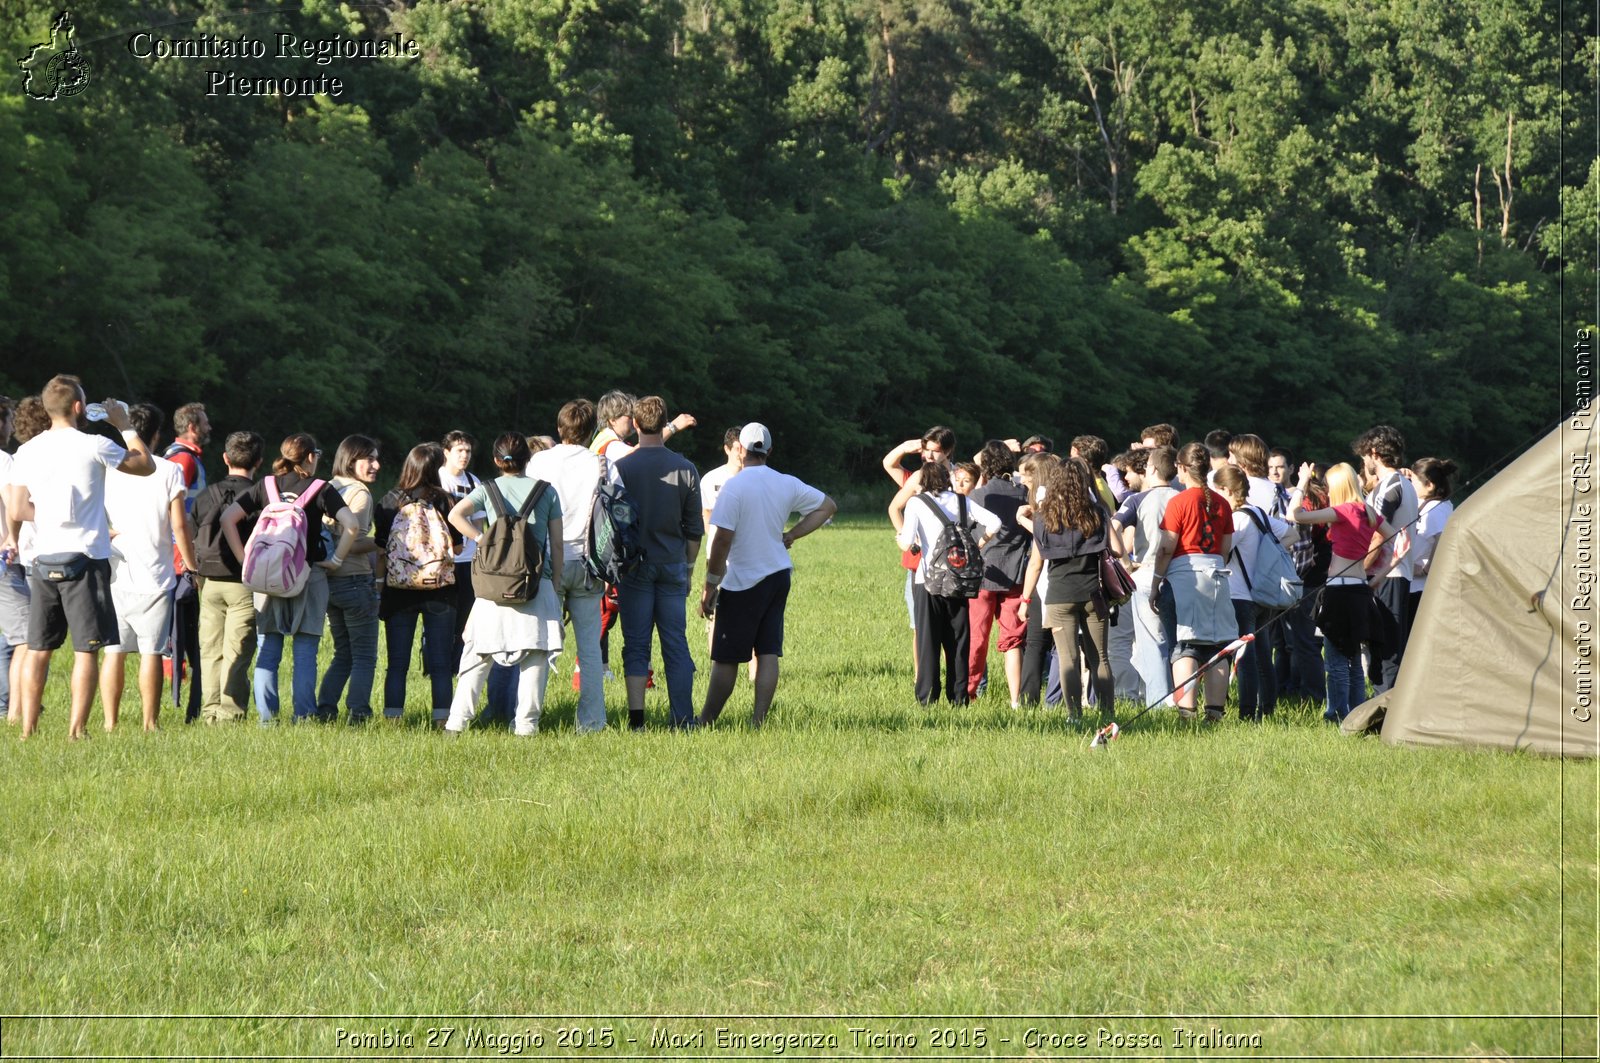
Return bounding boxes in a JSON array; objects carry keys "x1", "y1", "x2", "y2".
[
  {"x1": 194, "y1": 480, "x2": 249, "y2": 580},
  {"x1": 920, "y1": 492, "x2": 983, "y2": 599},
  {"x1": 470, "y1": 480, "x2": 550, "y2": 604}
]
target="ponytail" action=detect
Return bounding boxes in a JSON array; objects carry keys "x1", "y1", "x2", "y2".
[{"x1": 273, "y1": 433, "x2": 318, "y2": 479}]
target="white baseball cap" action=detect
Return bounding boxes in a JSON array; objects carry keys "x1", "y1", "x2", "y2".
[{"x1": 739, "y1": 422, "x2": 772, "y2": 455}]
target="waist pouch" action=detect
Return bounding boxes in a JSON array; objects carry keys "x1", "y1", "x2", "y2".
[{"x1": 35, "y1": 552, "x2": 91, "y2": 583}]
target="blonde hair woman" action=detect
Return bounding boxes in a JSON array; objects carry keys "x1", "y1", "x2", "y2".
[{"x1": 1290, "y1": 462, "x2": 1397, "y2": 721}]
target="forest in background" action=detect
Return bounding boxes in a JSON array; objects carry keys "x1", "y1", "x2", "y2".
[{"x1": 2, "y1": 0, "x2": 1593, "y2": 485}]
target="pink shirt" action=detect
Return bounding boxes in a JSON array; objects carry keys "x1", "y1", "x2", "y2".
[{"x1": 1328, "y1": 501, "x2": 1378, "y2": 561}]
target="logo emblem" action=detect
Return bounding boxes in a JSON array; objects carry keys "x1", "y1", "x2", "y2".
[{"x1": 19, "y1": 11, "x2": 92, "y2": 101}]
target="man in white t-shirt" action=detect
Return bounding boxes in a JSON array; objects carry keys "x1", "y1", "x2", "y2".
[
  {"x1": 698, "y1": 423, "x2": 836, "y2": 728},
  {"x1": 699, "y1": 427, "x2": 743, "y2": 529},
  {"x1": 438, "y1": 429, "x2": 482, "y2": 666},
  {"x1": 698, "y1": 427, "x2": 743, "y2": 654},
  {"x1": 526, "y1": 398, "x2": 607, "y2": 732},
  {"x1": 101, "y1": 403, "x2": 197, "y2": 732},
  {"x1": 4, "y1": 375, "x2": 155, "y2": 740}
]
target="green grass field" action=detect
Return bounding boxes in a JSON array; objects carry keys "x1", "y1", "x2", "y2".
[{"x1": 2, "y1": 518, "x2": 1595, "y2": 1059}]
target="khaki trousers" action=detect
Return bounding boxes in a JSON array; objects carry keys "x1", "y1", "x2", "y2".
[{"x1": 198, "y1": 580, "x2": 256, "y2": 722}]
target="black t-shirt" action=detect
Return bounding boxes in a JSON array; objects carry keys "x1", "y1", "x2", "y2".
[
  {"x1": 192, "y1": 474, "x2": 256, "y2": 580},
  {"x1": 970, "y1": 478, "x2": 1029, "y2": 592},
  {"x1": 234, "y1": 472, "x2": 344, "y2": 563},
  {"x1": 1034, "y1": 502, "x2": 1111, "y2": 605}
]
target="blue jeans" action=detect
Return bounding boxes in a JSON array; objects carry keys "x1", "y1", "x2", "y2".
[
  {"x1": 1156, "y1": 578, "x2": 1178, "y2": 654},
  {"x1": 254, "y1": 632, "x2": 320, "y2": 723},
  {"x1": 1281, "y1": 593, "x2": 1324, "y2": 699},
  {"x1": 555, "y1": 563, "x2": 606, "y2": 732},
  {"x1": 484, "y1": 662, "x2": 518, "y2": 727},
  {"x1": 383, "y1": 597, "x2": 456, "y2": 721},
  {"x1": 1231, "y1": 599, "x2": 1279, "y2": 719},
  {"x1": 619, "y1": 561, "x2": 695, "y2": 726},
  {"x1": 318, "y1": 575, "x2": 380, "y2": 722},
  {"x1": 1323, "y1": 635, "x2": 1366, "y2": 721},
  {"x1": 1251, "y1": 604, "x2": 1281, "y2": 716}
]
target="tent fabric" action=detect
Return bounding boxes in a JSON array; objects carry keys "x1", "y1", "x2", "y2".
[{"x1": 1342, "y1": 417, "x2": 1598, "y2": 757}]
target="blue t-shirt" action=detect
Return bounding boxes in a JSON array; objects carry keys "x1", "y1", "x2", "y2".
[{"x1": 466, "y1": 475, "x2": 562, "y2": 579}]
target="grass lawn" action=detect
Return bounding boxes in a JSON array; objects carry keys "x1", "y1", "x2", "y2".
[{"x1": 2, "y1": 517, "x2": 1595, "y2": 1059}]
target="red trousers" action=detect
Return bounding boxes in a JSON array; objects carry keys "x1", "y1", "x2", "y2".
[{"x1": 966, "y1": 587, "x2": 1025, "y2": 698}]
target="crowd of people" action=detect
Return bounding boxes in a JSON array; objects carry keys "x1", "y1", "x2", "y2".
[
  {"x1": 881, "y1": 421, "x2": 1457, "y2": 725},
  {"x1": 0, "y1": 374, "x2": 1457, "y2": 739},
  {"x1": 0, "y1": 376, "x2": 835, "y2": 738}
]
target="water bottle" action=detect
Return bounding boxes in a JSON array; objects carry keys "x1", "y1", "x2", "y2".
[{"x1": 85, "y1": 399, "x2": 126, "y2": 423}]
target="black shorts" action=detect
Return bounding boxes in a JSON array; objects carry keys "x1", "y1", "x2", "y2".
[
  {"x1": 28, "y1": 557, "x2": 119, "y2": 652},
  {"x1": 711, "y1": 569, "x2": 791, "y2": 664}
]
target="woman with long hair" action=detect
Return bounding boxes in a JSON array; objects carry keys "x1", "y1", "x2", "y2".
[
  {"x1": 375, "y1": 443, "x2": 461, "y2": 725},
  {"x1": 221, "y1": 433, "x2": 359, "y2": 724},
  {"x1": 1148, "y1": 442, "x2": 1237, "y2": 721},
  {"x1": 1406, "y1": 457, "x2": 1458, "y2": 630},
  {"x1": 1017, "y1": 456, "x2": 1125, "y2": 721},
  {"x1": 443, "y1": 432, "x2": 564, "y2": 735},
  {"x1": 316, "y1": 434, "x2": 382, "y2": 724},
  {"x1": 1290, "y1": 462, "x2": 1398, "y2": 722},
  {"x1": 1014, "y1": 451, "x2": 1061, "y2": 705}
]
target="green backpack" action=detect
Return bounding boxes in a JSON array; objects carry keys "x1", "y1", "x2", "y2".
[{"x1": 470, "y1": 480, "x2": 550, "y2": 604}]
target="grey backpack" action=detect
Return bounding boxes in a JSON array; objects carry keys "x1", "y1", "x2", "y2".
[{"x1": 1234, "y1": 505, "x2": 1304, "y2": 610}]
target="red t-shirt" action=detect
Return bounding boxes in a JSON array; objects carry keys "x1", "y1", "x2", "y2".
[{"x1": 1160, "y1": 487, "x2": 1232, "y2": 557}]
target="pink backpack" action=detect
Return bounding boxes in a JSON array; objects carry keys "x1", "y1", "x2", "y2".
[{"x1": 241, "y1": 476, "x2": 326, "y2": 597}]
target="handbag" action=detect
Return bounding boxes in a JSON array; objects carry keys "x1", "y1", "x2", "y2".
[
  {"x1": 1098, "y1": 549, "x2": 1136, "y2": 605},
  {"x1": 34, "y1": 552, "x2": 91, "y2": 583}
]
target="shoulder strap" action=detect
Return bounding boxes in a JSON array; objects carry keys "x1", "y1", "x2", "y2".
[
  {"x1": 482, "y1": 480, "x2": 510, "y2": 521},
  {"x1": 292, "y1": 478, "x2": 326, "y2": 511},
  {"x1": 1230, "y1": 532, "x2": 1255, "y2": 590},
  {"x1": 1245, "y1": 505, "x2": 1271, "y2": 536},
  {"x1": 920, "y1": 492, "x2": 956, "y2": 528},
  {"x1": 955, "y1": 493, "x2": 972, "y2": 529},
  {"x1": 264, "y1": 475, "x2": 281, "y2": 505},
  {"x1": 515, "y1": 480, "x2": 549, "y2": 521}
]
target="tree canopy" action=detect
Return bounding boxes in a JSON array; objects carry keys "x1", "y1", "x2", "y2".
[{"x1": 3, "y1": 0, "x2": 1591, "y2": 484}]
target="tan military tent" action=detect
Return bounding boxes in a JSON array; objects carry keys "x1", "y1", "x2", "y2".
[{"x1": 1344, "y1": 416, "x2": 1598, "y2": 756}]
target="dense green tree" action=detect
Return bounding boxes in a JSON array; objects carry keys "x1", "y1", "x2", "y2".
[{"x1": 1, "y1": 0, "x2": 1583, "y2": 489}]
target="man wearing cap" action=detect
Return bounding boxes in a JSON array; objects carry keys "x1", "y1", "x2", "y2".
[{"x1": 698, "y1": 423, "x2": 836, "y2": 728}]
